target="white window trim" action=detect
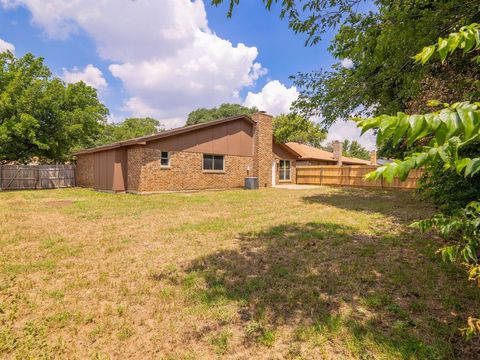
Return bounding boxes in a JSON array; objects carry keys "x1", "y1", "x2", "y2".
[
  {"x1": 202, "y1": 154, "x2": 225, "y2": 173},
  {"x1": 279, "y1": 159, "x2": 291, "y2": 181}
]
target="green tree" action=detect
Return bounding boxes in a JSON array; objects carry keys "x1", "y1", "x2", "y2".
[
  {"x1": 291, "y1": 0, "x2": 479, "y2": 126},
  {"x1": 99, "y1": 117, "x2": 163, "y2": 144},
  {"x1": 342, "y1": 139, "x2": 370, "y2": 160},
  {"x1": 273, "y1": 113, "x2": 325, "y2": 147},
  {"x1": 356, "y1": 23, "x2": 480, "y2": 337},
  {"x1": 323, "y1": 139, "x2": 370, "y2": 159},
  {"x1": 213, "y1": 1, "x2": 479, "y2": 127},
  {"x1": 186, "y1": 103, "x2": 258, "y2": 125},
  {"x1": 0, "y1": 52, "x2": 108, "y2": 163}
]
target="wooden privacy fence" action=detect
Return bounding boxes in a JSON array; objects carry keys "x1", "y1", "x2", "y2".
[
  {"x1": 0, "y1": 165, "x2": 75, "y2": 191},
  {"x1": 296, "y1": 165, "x2": 422, "y2": 189}
]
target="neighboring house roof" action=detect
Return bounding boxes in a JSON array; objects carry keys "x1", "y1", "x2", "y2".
[
  {"x1": 284, "y1": 142, "x2": 370, "y2": 165},
  {"x1": 377, "y1": 158, "x2": 394, "y2": 165},
  {"x1": 74, "y1": 115, "x2": 255, "y2": 156}
]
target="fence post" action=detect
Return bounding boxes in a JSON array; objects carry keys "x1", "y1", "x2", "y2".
[
  {"x1": 0, "y1": 165, "x2": 2, "y2": 191},
  {"x1": 35, "y1": 165, "x2": 39, "y2": 190}
]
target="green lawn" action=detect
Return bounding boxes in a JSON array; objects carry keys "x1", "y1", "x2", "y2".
[{"x1": 0, "y1": 187, "x2": 479, "y2": 359}]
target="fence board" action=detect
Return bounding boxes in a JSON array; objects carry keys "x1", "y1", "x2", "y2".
[
  {"x1": 0, "y1": 165, "x2": 75, "y2": 191},
  {"x1": 296, "y1": 165, "x2": 422, "y2": 189}
]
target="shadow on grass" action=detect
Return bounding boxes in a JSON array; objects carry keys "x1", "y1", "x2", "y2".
[
  {"x1": 302, "y1": 187, "x2": 431, "y2": 222},
  {"x1": 153, "y1": 220, "x2": 478, "y2": 358}
]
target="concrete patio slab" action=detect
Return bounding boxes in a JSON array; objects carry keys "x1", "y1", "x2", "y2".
[{"x1": 273, "y1": 184, "x2": 323, "y2": 190}]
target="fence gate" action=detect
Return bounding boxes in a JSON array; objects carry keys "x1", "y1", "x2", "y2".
[{"x1": 0, "y1": 165, "x2": 75, "y2": 191}]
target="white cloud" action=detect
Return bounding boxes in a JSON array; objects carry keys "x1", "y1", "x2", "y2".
[
  {"x1": 1, "y1": 0, "x2": 209, "y2": 61},
  {"x1": 341, "y1": 58, "x2": 354, "y2": 69},
  {"x1": 110, "y1": 31, "x2": 265, "y2": 120},
  {"x1": 325, "y1": 120, "x2": 376, "y2": 150},
  {"x1": 244, "y1": 80, "x2": 299, "y2": 115},
  {"x1": 61, "y1": 64, "x2": 107, "y2": 89},
  {"x1": 2, "y1": 0, "x2": 267, "y2": 126},
  {"x1": 0, "y1": 38, "x2": 15, "y2": 53},
  {"x1": 244, "y1": 80, "x2": 376, "y2": 149}
]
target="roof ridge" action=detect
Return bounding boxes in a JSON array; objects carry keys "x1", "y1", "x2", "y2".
[{"x1": 74, "y1": 114, "x2": 253, "y2": 155}]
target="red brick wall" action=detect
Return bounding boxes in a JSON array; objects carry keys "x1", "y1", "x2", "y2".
[
  {"x1": 127, "y1": 146, "x2": 143, "y2": 192},
  {"x1": 252, "y1": 112, "x2": 273, "y2": 188},
  {"x1": 75, "y1": 153, "x2": 94, "y2": 187},
  {"x1": 127, "y1": 148, "x2": 253, "y2": 193}
]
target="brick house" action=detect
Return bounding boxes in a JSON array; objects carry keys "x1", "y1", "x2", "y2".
[
  {"x1": 74, "y1": 112, "x2": 373, "y2": 193},
  {"x1": 75, "y1": 112, "x2": 297, "y2": 193}
]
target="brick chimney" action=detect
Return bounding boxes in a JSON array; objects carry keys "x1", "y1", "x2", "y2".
[
  {"x1": 332, "y1": 140, "x2": 343, "y2": 165},
  {"x1": 370, "y1": 150, "x2": 377, "y2": 166},
  {"x1": 252, "y1": 111, "x2": 273, "y2": 187}
]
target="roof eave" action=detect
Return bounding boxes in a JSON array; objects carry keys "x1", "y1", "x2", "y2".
[
  {"x1": 274, "y1": 140, "x2": 302, "y2": 158},
  {"x1": 298, "y1": 156, "x2": 336, "y2": 162},
  {"x1": 73, "y1": 115, "x2": 254, "y2": 156}
]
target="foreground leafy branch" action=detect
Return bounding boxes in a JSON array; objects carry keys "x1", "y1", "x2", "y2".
[
  {"x1": 413, "y1": 202, "x2": 480, "y2": 339},
  {"x1": 356, "y1": 25, "x2": 480, "y2": 337},
  {"x1": 414, "y1": 23, "x2": 480, "y2": 64},
  {"x1": 357, "y1": 102, "x2": 480, "y2": 182}
]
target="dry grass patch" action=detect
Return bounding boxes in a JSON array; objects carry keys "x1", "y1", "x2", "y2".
[{"x1": 0, "y1": 187, "x2": 479, "y2": 359}]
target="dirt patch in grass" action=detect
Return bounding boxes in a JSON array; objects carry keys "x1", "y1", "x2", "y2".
[{"x1": 0, "y1": 187, "x2": 479, "y2": 359}]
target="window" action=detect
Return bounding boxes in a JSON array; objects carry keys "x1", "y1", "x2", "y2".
[
  {"x1": 160, "y1": 151, "x2": 170, "y2": 167},
  {"x1": 279, "y1": 160, "x2": 291, "y2": 181},
  {"x1": 203, "y1": 154, "x2": 224, "y2": 171}
]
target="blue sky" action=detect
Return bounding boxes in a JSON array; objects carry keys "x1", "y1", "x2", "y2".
[
  {"x1": 206, "y1": 2, "x2": 337, "y2": 91},
  {"x1": 0, "y1": 0, "x2": 376, "y2": 148}
]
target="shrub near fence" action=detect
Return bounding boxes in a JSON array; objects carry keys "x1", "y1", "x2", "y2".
[
  {"x1": 296, "y1": 165, "x2": 422, "y2": 189},
  {"x1": 0, "y1": 165, "x2": 75, "y2": 191}
]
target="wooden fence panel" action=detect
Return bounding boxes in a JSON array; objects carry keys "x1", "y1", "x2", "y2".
[
  {"x1": 0, "y1": 165, "x2": 75, "y2": 191},
  {"x1": 296, "y1": 165, "x2": 422, "y2": 189},
  {"x1": 321, "y1": 167, "x2": 342, "y2": 185}
]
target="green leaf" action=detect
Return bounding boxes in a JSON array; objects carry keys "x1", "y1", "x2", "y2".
[
  {"x1": 457, "y1": 108, "x2": 476, "y2": 140},
  {"x1": 443, "y1": 110, "x2": 461, "y2": 142},
  {"x1": 435, "y1": 122, "x2": 448, "y2": 145},
  {"x1": 408, "y1": 115, "x2": 426, "y2": 145},
  {"x1": 414, "y1": 152, "x2": 429, "y2": 167},
  {"x1": 437, "y1": 145, "x2": 449, "y2": 163},
  {"x1": 392, "y1": 112, "x2": 409, "y2": 144},
  {"x1": 447, "y1": 32, "x2": 461, "y2": 55},
  {"x1": 383, "y1": 163, "x2": 398, "y2": 183},
  {"x1": 365, "y1": 164, "x2": 387, "y2": 181},
  {"x1": 427, "y1": 99, "x2": 442, "y2": 107},
  {"x1": 424, "y1": 113, "x2": 441, "y2": 131},
  {"x1": 355, "y1": 117, "x2": 381, "y2": 135},
  {"x1": 455, "y1": 158, "x2": 471, "y2": 174},
  {"x1": 463, "y1": 30, "x2": 476, "y2": 53},
  {"x1": 397, "y1": 158, "x2": 415, "y2": 181},
  {"x1": 465, "y1": 158, "x2": 480, "y2": 177},
  {"x1": 437, "y1": 38, "x2": 449, "y2": 62},
  {"x1": 422, "y1": 45, "x2": 436, "y2": 64}
]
